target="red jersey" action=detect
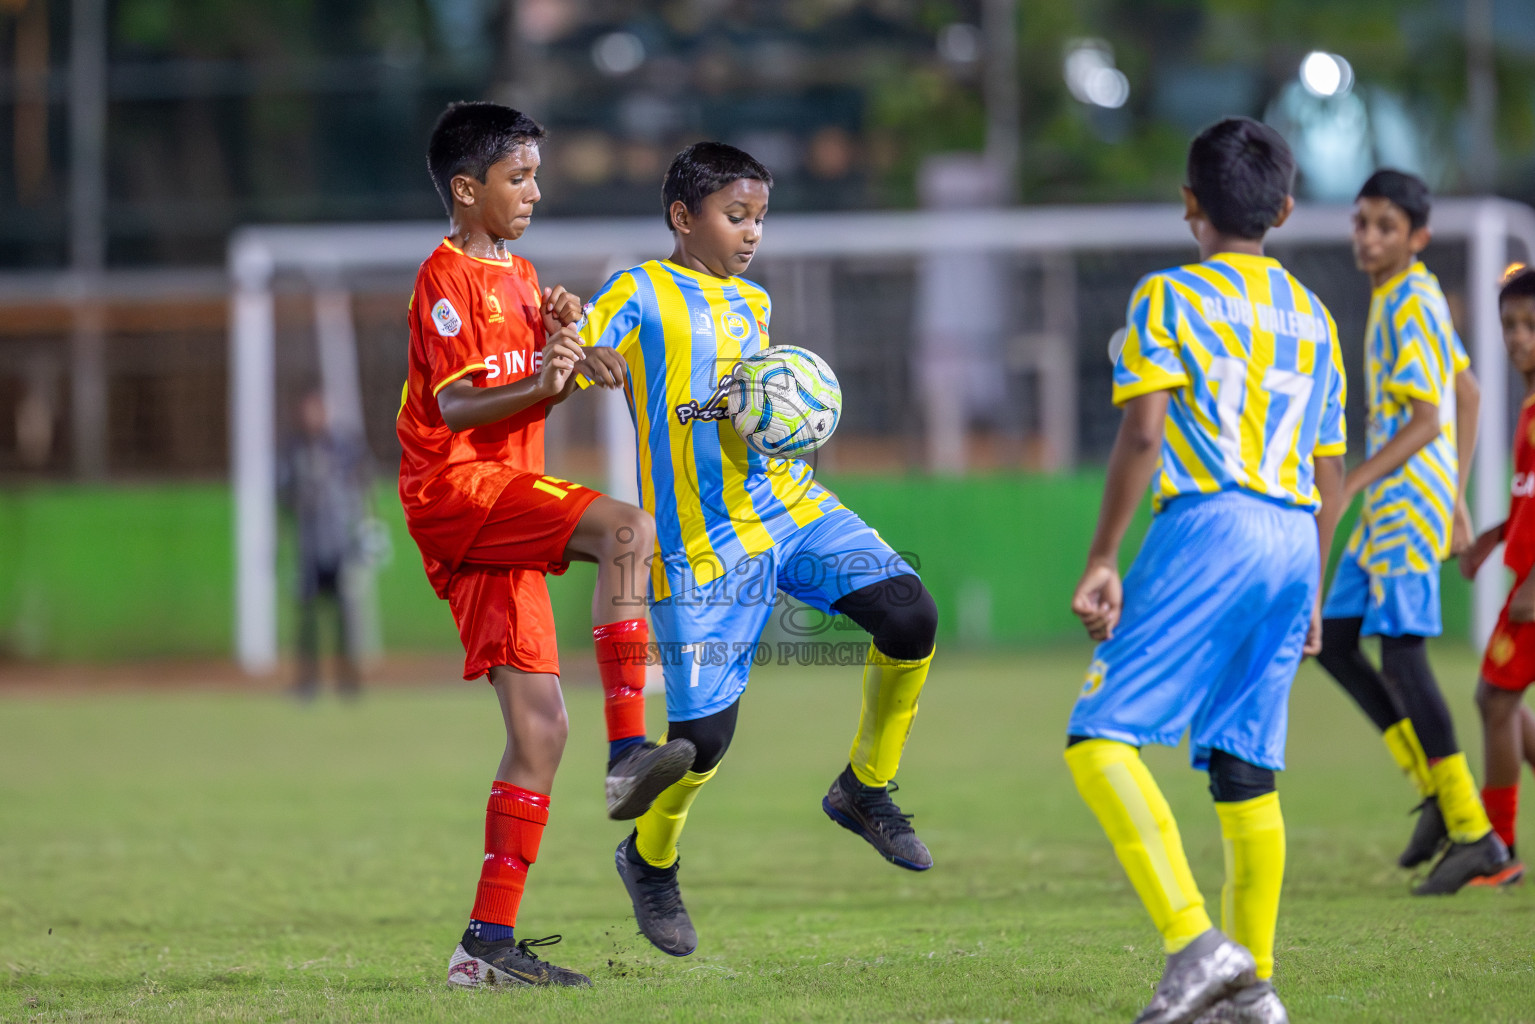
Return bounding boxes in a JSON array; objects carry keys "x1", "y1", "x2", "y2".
[
  {"x1": 397, "y1": 239, "x2": 549, "y2": 594},
  {"x1": 1505, "y1": 394, "x2": 1535, "y2": 577}
]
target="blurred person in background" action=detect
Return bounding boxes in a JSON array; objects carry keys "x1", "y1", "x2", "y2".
[{"x1": 280, "y1": 390, "x2": 372, "y2": 699}]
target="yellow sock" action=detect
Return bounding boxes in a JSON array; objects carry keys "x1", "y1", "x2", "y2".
[
  {"x1": 849, "y1": 644, "x2": 932, "y2": 788},
  {"x1": 1382, "y1": 719, "x2": 1434, "y2": 799},
  {"x1": 1064, "y1": 739, "x2": 1212, "y2": 953},
  {"x1": 634, "y1": 766, "x2": 716, "y2": 868},
  {"x1": 1215, "y1": 793, "x2": 1285, "y2": 981},
  {"x1": 1428, "y1": 752, "x2": 1492, "y2": 843}
]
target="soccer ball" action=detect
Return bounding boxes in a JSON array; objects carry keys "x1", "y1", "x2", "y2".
[{"x1": 726, "y1": 345, "x2": 842, "y2": 457}]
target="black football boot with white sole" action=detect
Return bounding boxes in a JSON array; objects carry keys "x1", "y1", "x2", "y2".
[{"x1": 446, "y1": 931, "x2": 590, "y2": 988}]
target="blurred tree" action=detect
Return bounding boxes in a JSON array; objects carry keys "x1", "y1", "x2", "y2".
[{"x1": 862, "y1": 0, "x2": 1535, "y2": 204}]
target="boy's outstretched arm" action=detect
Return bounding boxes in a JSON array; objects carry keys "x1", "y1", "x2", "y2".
[
  {"x1": 437, "y1": 326, "x2": 583, "y2": 431},
  {"x1": 1307, "y1": 454, "x2": 1346, "y2": 655},
  {"x1": 1451, "y1": 368, "x2": 1481, "y2": 554},
  {"x1": 1341, "y1": 397, "x2": 1439, "y2": 501},
  {"x1": 1071, "y1": 390, "x2": 1169, "y2": 641},
  {"x1": 1459, "y1": 519, "x2": 1507, "y2": 579}
]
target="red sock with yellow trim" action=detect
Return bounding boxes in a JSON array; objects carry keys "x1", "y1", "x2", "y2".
[
  {"x1": 469, "y1": 782, "x2": 549, "y2": 942},
  {"x1": 595, "y1": 619, "x2": 649, "y2": 762}
]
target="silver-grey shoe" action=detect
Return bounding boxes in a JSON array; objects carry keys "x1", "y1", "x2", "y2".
[
  {"x1": 1193, "y1": 981, "x2": 1288, "y2": 1024},
  {"x1": 605, "y1": 738, "x2": 697, "y2": 820},
  {"x1": 1133, "y1": 929, "x2": 1257, "y2": 1024}
]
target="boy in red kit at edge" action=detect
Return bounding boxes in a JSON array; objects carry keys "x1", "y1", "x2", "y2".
[
  {"x1": 1459, "y1": 265, "x2": 1535, "y2": 887},
  {"x1": 397, "y1": 101, "x2": 695, "y2": 988}
]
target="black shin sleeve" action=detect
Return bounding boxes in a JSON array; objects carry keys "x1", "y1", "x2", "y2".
[
  {"x1": 1208, "y1": 749, "x2": 1277, "y2": 803},
  {"x1": 1315, "y1": 616, "x2": 1404, "y2": 733},
  {"x1": 668, "y1": 700, "x2": 741, "y2": 773},
  {"x1": 1380, "y1": 634, "x2": 1458, "y2": 759},
  {"x1": 831, "y1": 574, "x2": 938, "y2": 661}
]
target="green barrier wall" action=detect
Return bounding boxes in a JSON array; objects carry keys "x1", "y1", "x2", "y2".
[{"x1": 0, "y1": 477, "x2": 1471, "y2": 662}]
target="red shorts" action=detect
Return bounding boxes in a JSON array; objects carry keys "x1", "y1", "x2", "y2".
[
  {"x1": 1481, "y1": 581, "x2": 1535, "y2": 693},
  {"x1": 447, "y1": 472, "x2": 601, "y2": 681}
]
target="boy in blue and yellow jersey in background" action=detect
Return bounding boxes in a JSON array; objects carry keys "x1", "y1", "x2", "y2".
[
  {"x1": 1315, "y1": 170, "x2": 1510, "y2": 894},
  {"x1": 1065, "y1": 118, "x2": 1346, "y2": 1024},
  {"x1": 578, "y1": 143, "x2": 940, "y2": 958}
]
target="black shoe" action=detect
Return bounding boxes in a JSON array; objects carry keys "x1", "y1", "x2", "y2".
[
  {"x1": 606, "y1": 739, "x2": 697, "y2": 820},
  {"x1": 1414, "y1": 831, "x2": 1512, "y2": 895},
  {"x1": 1466, "y1": 857, "x2": 1525, "y2": 888},
  {"x1": 822, "y1": 764, "x2": 933, "y2": 871},
  {"x1": 614, "y1": 832, "x2": 696, "y2": 956},
  {"x1": 446, "y1": 931, "x2": 591, "y2": 988},
  {"x1": 1399, "y1": 797, "x2": 1448, "y2": 868}
]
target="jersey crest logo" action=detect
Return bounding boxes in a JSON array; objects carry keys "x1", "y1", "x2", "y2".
[
  {"x1": 718, "y1": 311, "x2": 751, "y2": 342},
  {"x1": 675, "y1": 372, "x2": 735, "y2": 425},
  {"x1": 486, "y1": 291, "x2": 505, "y2": 324},
  {"x1": 431, "y1": 298, "x2": 462, "y2": 337},
  {"x1": 1081, "y1": 659, "x2": 1107, "y2": 698}
]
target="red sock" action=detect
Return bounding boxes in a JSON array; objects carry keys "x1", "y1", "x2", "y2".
[
  {"x1": 594, "y1": 619, "x2": 648, "y2": 744},
  {"x1": 470, "y1": 782, "x2": 550, "y2": 926},
  {"x1": 1483, "y1": 785, "x2": 1519, "y2": 852}
]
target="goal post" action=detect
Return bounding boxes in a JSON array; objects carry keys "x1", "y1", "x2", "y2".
[{"x1": 228, "y1": 199, "x2": 1535, "y2": 674}]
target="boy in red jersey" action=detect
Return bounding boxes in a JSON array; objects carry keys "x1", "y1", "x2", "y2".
[
  {"x1": 397, "y1": 102, "x2": 695, "y2": 988},
  {"x1": 1459, "y1": 265, "x2": 1535, "y2": 887}
]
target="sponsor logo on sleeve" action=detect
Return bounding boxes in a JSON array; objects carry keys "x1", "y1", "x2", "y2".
[{"x1": 431, "y1": 298, "x2": 462, "y2": 337}]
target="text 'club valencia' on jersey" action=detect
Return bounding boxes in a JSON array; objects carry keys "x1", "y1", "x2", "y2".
[
  {"x1": 1342, "y1": 261, "x2": 1471, "y2": 576},
  {"x1": 1113, "y1": 252, "x2": 1347, "y2": 512},
  {"x1": 579, "y1": 259, "x2": 842, "y2": 600},
  {"x1": 397, "y1": 239, "x2": 551, "y2": 593}
]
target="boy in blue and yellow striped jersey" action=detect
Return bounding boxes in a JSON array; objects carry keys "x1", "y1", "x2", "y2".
[
  {"x1": 579, "y1": 143, "x2": 939, "y2": 958},
  {"x1": 1315, "y1": 169, "x2": 1510, "y2": 894},
  {"x1": 1066, "y1": 119, "x2": 1346, "y2": 1024}
]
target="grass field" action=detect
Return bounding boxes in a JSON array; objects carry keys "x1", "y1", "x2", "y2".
[{"x1": 2, "y1": 646, "x2": 1532, "y2": 1023}]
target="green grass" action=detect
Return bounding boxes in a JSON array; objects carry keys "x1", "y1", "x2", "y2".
[{"x1": 2, "y1": 647, "x2": 1532, "y2": 1023}]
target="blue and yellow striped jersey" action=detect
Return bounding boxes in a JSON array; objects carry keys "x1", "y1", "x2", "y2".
[
  {"x1": 580, "y1": 259, "x2": 842, "y2": 599},
  {"x1": 1342, "y1": 261, "x2": 1470, "y2": 575},
  {"x1": 1114, "y1": 252, "x2": 1347, "y2": 512}
]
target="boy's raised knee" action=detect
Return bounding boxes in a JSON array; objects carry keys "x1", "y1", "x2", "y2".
[{"x1": 877, "y1": 582, "x2": 938, "y2": 661}]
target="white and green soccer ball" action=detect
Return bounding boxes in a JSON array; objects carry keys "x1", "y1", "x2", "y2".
[{"x1": 726, "y1": 345, "x2": 842, "y2": 457}]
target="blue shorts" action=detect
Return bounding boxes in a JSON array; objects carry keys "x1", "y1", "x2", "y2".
[
  {"x1": 1066, "y1": 491, "x2": 1318, "y2": 771},
  {"x1": 1320, "y1": 554, "x2": 1441, "y2": 638},
  {"x1": 650, "y1": 508, "x2": 917, "y2": 721}
]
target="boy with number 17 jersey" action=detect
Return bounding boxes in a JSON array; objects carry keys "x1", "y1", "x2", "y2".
[{"x1": 1065, "y1": 118, "x2": 1346, "y2": 1023}]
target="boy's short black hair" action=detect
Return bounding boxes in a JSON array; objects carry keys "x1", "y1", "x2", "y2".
[
  {"x1": 427, "y1": 101, "x2": 546, "y2": 215},
  {"x1": 661, "y1": 142, "x2": 774, "y2": 230},
  {"x1": 1502, "y1": 266, "x2": 1535, "y2": 306},
  {"x1": 1186, "y1": 117, "x2": 1296, "y2": 240},
  {"x1": 1357, "y1": 169, "x2": 1432, "y2": 231}
]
